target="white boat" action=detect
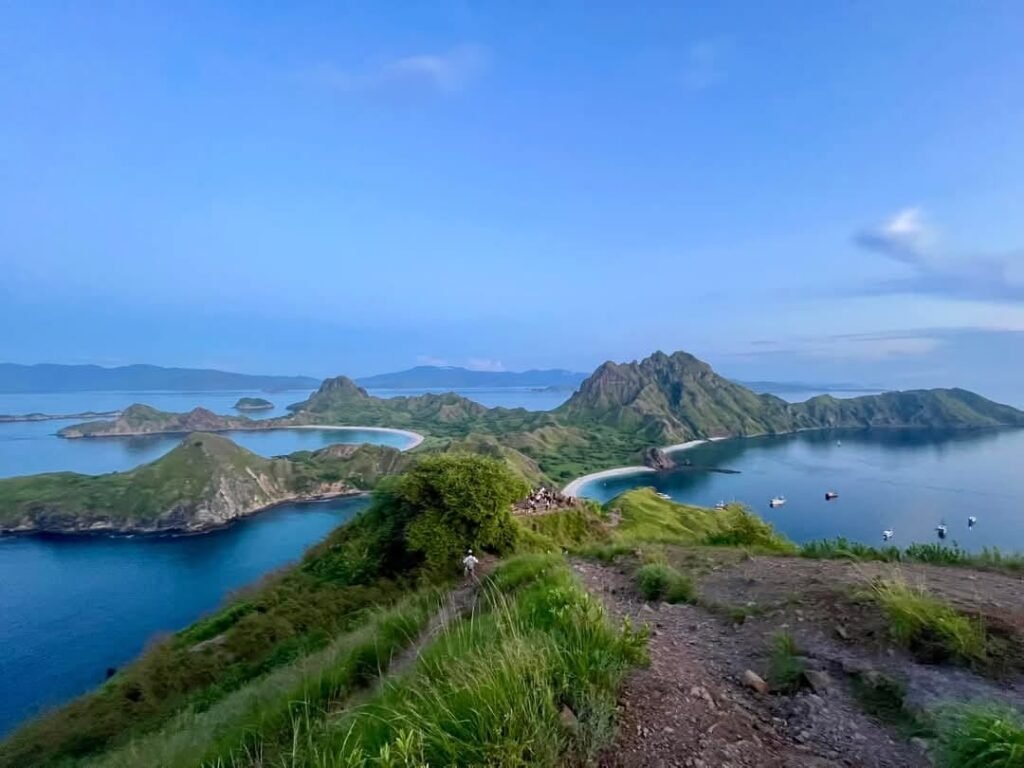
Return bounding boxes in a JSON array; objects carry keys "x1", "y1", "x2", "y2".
[
  {"x1": 714, "y1": 500, "x2": 727, "y2": 510},
  {"x1": 836, "y1": 440, "x2": 842, "y2": 447},
  {"x1": 769, "y1": 496, "x2": 787, "y2": 508},
  {"x1": 656, "y1": 492, "x2": 671, "y2": 500},
  {"x1": 936, "y1": 523, "x2": 948, "y2": 539},
  {"x1": 968, "y1": 515, "x2": 977, "y2": 529},
  {"x1": 882, "y1": 529, "x2": 895, "y2": 541}
]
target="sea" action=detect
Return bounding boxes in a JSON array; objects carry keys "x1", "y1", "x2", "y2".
[
  {"x1": 2, "y1": 384, "x2": 1023, "y2": 735},
  {"x1": 0, "y1": 386, "x2": 566, "y2": 735}
]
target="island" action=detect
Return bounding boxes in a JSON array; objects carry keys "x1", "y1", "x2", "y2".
[
  {"x1": 0, "y1": 410, "x2": 120, "y2": 423},
  {"x1": 0, "y1": 433, "x2": 408, "y2": 535},
  {"x1": 233, "y1": 396, "x2": 274, "y2": 412},
  {"x1": 55, "y1": 349, "x2": 1024, "y2": 485}
]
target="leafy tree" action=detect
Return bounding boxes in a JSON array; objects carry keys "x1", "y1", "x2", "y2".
[{"x1": 396, "y1": 453, "x2": 529, "y2": 574}]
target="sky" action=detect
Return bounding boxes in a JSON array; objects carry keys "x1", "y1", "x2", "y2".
[{"x1": 2, "y1": 2, "x2": 1023, "y2": 403}]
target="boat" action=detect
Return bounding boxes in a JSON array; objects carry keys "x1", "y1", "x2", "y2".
[
  {"x1": 882, "y1": 529, "x2": 895, "y2": 541},
  {"x1": 936, "y1": 523, "x2": 948, "y2": 539},
  {"x1": 656, "y1": 492, "x2": 671, "y2": 500},
  {"x1": 968, "y1": 515, "x2": 977, "y2": 529},
  {"x1": 769, "y1": 496, "x2": 787, "y2": 508},
  {"x1": 714, "y1": 500, "x2": 727, "y2": 511},
  {"x1": 825, "y1": 491, "x2": 839, "y2": 501},
  {"x1": 836, "y1": 440, "x2": 842, "y2": 447}
]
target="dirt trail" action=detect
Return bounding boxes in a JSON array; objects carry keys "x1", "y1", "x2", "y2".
[{"x1": 575, "y1": 558, "x2": 930, "y2": 768}]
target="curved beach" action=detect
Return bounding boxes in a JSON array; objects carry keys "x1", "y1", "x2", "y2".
[
  {"x1": 562, "y1": 438, "x2": 713, "y2": 497},
  {"x1": 290, "y1": 424, "x2": 425, "y2": 450}
]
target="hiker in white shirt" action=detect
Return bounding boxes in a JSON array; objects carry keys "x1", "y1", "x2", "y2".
[{"x1": 462, "y1": 549, "x2": 479, "y2": 578}]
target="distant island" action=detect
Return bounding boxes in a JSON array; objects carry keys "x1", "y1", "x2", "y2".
[
  {"x1": 0, "y1": 410, "x2": 120, "y2": 424},
  {"x1": 0, "y1": 363, "x2": 319, "y2": 393},
  {"x1": 56, "y1": 350, "x2": 1024, "y2": 486},
  {"x1": 233, "y1": 396, "x2": 274, "y2": 411},
  {"x1": 0, "y1": 434, "x2": 407, "y2": 535},
  {"x1": 355, "y1": 365, "x2": 587, "y2": 390}
]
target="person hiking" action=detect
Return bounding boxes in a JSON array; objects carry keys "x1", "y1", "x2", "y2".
[{"x1": 462, "y1": 549, "x2": 479, "y2": 579}]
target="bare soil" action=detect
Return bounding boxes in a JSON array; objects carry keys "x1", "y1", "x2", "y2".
[{"x1": 576, "y1": 553, "x2": 1024, "y2": 768}]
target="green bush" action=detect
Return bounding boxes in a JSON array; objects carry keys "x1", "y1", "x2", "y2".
[
  {"x1": 635, "y1": 563, "x2": 694, "y2": 604},
  {"x1": 767, "y1": 631, "x2": 804, "y2": 694},
  {"x1": 869, "y1": 578, "x2": 987, "y2": 665},
  {"x1": 936, "y1": 704, "x2": 1024, "y2": 768}
]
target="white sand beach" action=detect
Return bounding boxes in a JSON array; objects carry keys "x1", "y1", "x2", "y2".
[{"x1": 289, "y1": 424, "x2": 425, "y2": 450}]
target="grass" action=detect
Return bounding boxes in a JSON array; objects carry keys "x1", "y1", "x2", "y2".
[
  {"x1": 849, "y1": 670, "x2": 933, "y2": 738},
  {"x1": 634, "y1": 563, "x2": 695, "y2": 604},
  {"x1": 801, "y1": 538, "x2": 1024, "y2": 575},
  {"x1": 936, "y1": 704, "x2": 1024, "y2": 768},
  {"x1": 82, "y1": 595, "x2": 435, "y2": 768},
  {"x1": 609, "y1": 489, "x2": 795, "y2": 553},
  {"x1": 868, "y1": 577, "x2": 988, "y2": 666},
  {"x1": 256, "y1": 556, "x2": 648, "y2": 767},
  {"x1": 766, "y1": 631, "x2": 804, "y2": 694}
]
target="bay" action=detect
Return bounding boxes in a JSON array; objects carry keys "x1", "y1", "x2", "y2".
[
  {"x1": 0, "y1": 495, "x2": 370, "y2": 736},
  {"x1": 578, "y1": 427, "x2": 1024, "y2": 552}
]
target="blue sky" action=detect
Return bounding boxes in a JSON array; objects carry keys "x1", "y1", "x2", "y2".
[{"x1": 2, "y1": 2, "x2": 1023, "y2": 402}]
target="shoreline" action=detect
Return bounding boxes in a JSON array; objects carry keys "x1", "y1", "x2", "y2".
[
  {"x1": 562, "y1": 436, "x2": 734, "y2": 498},
  {"x1": 0, "y1": 490, "x2": 370, "y2": 540},
  {"x1": 289, "y1": 424, "x2": 425, "y2": 450},
  {"x1": 60, "y1": 424, "x2": 426, "y2": 451}
]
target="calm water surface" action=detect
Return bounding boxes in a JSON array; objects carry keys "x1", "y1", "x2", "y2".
[
  {"x1": 579, "y1": 428, "x2": 1024, "y2": 552},
  {"x1": 0, "y1": 496, "x2": 370, "y2": 736}
]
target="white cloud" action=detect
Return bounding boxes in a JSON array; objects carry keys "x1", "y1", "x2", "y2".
[
  {"x1": 309, "y1": 44, "x2": 488, "y2": 95},
  {"x1": 854, "y1": 207, "x2": 1024, "y2": 302},
  {"x1": 465, "y1": 357, "x2": 505, "y2": 372}
]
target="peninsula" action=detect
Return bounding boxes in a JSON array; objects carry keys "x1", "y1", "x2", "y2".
[
  {"x1": 0, "y1": 434, "x2": 408, "y2": 535},
  {"x1": 56, "y1": 350, "x2": 1024, "y2": 484}
]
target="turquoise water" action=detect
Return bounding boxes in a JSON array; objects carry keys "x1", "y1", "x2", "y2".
[
  {"x1": 0, "y1": 496, "x2": 370, "y2": 736},
  {"x1": 578, "y1": 428, "x2": 1024, "y2": 552}
]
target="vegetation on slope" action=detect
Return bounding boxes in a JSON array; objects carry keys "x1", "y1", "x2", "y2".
[
  {"x1": 0, "y1": 435, "x2": 406, "y2": 533},
  {"x1": 0, "y1": 453, "x2": 529, "y2": 768}
]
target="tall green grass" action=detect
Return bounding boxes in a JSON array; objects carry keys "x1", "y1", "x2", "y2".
[
  {"x1": 801, "y1": 538, "x2": 1024, "y2": 574},
  {"x1": 634, "y1": 563, "x2": 695, "y2": 604},
  {"x1": 869, "y1": 578, "x2": 987, "y2": 665},
  {"x1": 936, "y1": 704, "x2": 1024, "y2": 768},
  {"x1": 83, "y1": 595, "x2": 436, "y2": 768},
  {"x1": 263, "y1": 557, "x2": 648, "y2": 767},
  {"x1": 766, "y1": 631, "x2": 804, "y2": 694}
]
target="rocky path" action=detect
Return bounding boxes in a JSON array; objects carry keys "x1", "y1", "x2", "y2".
[{"x1": 574, "y1": 559, "x2": 929, "y2": 768}]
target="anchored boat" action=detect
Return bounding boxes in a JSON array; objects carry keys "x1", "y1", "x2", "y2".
[{"x1": 769, "y1": 496, "x2": 787, "y2": 508}]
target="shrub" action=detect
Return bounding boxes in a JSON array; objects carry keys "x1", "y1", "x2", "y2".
[
  {"x1": 936, "y1": 704, "x2": 1024, "y2": 768},
  {"x1": 634, "y1": 563, "x2": 694, "y2": 604},
  {"x1": 767, "y1": 631, "x2": 804, "y2": 694},
  {"x1": 869, "y1": 578, "x2": 987, "y2": 665}
]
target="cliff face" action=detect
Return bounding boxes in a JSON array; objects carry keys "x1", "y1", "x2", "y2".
[
  {"x1": 558, "y1": 350, "x2": 1024, "y2": 443},
  {"x1": 0, "y1": 434, "x2": 406, "y2": 535}
]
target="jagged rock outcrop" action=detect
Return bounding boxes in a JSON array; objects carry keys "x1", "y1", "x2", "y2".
[{"x1": 643, "y1": 446, "x2": 677, "y2": 471}]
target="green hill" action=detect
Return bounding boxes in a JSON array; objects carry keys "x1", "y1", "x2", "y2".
[
  {"x1": 557, "y1": 350, "x2": 1024, "y2": 444},
  {"x1": 0, "y1": 434, "x2": 407, "y2": 534}
]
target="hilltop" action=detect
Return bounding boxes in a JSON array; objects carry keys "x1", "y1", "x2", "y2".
[
  {"x1": 0, "y1": 434, "x2": 407, "y2": 534},
  {"x1": 556, "y1": 350, "x2": 1024, "y2": 444},
  {"x1": 0, "y1": 363, "x2": 318, "y2": 393},
  {"x1": 57, "y1": 351, "x2": 1024, "y2": 484},
  {"x1": 355, "y1": 365, "x2": 587, "y2": 390}
]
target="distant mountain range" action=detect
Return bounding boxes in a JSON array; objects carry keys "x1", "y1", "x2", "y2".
[
  {"x1": 0, "y1": 364, "x2": 319, "y2": 393},
  {"x1": 355, "y1": 365, "x2": 587, "y2": 390}
]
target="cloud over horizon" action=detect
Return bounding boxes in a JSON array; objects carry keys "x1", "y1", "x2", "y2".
[{"x1": 854, "y1": 208, "x2": 1024, "y2": 303}]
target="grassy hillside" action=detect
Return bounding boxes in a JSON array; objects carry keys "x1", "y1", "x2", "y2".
[{"x1": 0, "y1": 435, "x2": 406, "y2": 533}]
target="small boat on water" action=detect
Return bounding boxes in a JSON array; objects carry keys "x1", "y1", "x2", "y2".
[
  {"x1": 968, "y1": 515, "x2": 978, "y2": 529},
  {"x1": 836, "y1": 440, "x2": 842, "y2": 447},
  {"x1": 656, "y1": 492, "x2": 671, "y2": 500},
  {"x1": 936, "y1": 523, "x2": 948, "y2": 539},
  {"x1": 825, "y1": 491, "x2": 839, "y2": 501},
  {"x1": 882, "y1": 529, "x2": 895, "y2": 542},
  {"x1": 769, "y1": 496, "x2": 787, "y2": 508},
  {"x1": 714, "y1": 500, "x2": 727, "y2": 510}
]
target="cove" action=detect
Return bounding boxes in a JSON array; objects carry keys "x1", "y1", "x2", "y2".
[
  {"x1": 0, "y1": 495, "x2": 369, "y2": 736},
  {"x1": 576, "y1": 428, "x2": 1024, "y2": 553}
]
